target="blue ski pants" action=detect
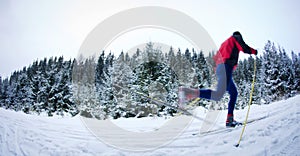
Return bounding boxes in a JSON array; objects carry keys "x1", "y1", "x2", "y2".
[{"x1": 199, "y1": 63, "x2": 238, "y2": 115}]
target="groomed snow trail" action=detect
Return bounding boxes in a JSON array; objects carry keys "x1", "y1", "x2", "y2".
[{"x1": 0, "y1": 95, "x2": 299, "y2": 156}]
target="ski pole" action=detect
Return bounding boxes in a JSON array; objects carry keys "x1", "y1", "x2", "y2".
[{"x1": 235, "y1": 57, "x2": 257, "y2": 147}]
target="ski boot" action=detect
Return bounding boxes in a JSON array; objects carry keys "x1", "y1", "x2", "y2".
[
  {"x1": 178, "y1": 87, "x2": 200, "y2": 109},
  {"x1": 226, "y1": 114, "x2": 242, "y2": 128}
]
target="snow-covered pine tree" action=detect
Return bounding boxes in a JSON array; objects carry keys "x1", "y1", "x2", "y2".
[
  {"x1": 234, "y1": 59, "x2": 247, "y2": 109},
  {"x1": 252, "y1": 56, "x2": 263, "y2": 105},
  {"x1": 36, "y1": 58, "x2": 49, "y2": 113},
  {"x1": 132, "y1": 43, "x2": 160, "y2": 117},
  {"x1": 45, "y1": 57, "x2": 58, "y2": 116},
  {"x1": 52, "y1": 57, "x2": 78, "y2": 116},
  {"x1": 92, "y1": 52, "x2": 109, "y2": 119},
  {"x1": 184, "y1": 48, "x2": 192, "y2": 62},
  {"x1": 52, "y1": 56, "x2": 64, "y2": 115},
  {"x1": 156, "y1": 63, "x2": 178, "y2": 116},
  {"x1": 1, "y1": 78, "x2": 9, "y2": 108},
  {"x1": 132, "y1": 60, "x2": 178, "y2": 117},
  {"x1": 66, "y1": 59, "x2": 79, "y2": 116},
  {"x1": 190, "y1": 49, "x2": 199, "y2": 88},
  {"x1": 206, "y1": 51, "x2": 216, "y2": 69},
  {"x1": 18, "y1": 67, "x2": 34, "y2": 114},
  {"x1": 85, "y1": 57, "x2": 100, "y2": 118},
  {"x1": 166, "y1": 46, "x2": 178, "y2": 86},
  {"x1": 95, "y1": 51, "x2": 105, "y2": 88},
  {"x1": 130, "y1": 48, "x2": 142, "y2": 70},
  {"x1": 278, "y1": 47, "x2": 294, "y2": 98},
  {"x1": 125, "y1": 52, "x2": 130, "y2": 63},
  {"x1": 100, "y1": 53, "x2": 118, "y2": 119},
  {"x1": 26, "y1": 61, "x2": 37, "y2": 113},
  {"x1": 131, "y1": 43, "x2": 179, "y2": 117},
  {"x1": 112, "y1": 52, "x2": 135, "y2": 118},
  {"x1": 167, "y1": 46, "x2": 176, "y2": 70},
  {"x1": 261, "y1": 41, "x2": 281, "y2": 103},
  {"x1": 175, "y1": 48, "x2": 195, "y2": 87},
  {"x1": 0, "y1": 76, "x2": 2, "y2": 105},
  {"x1": 191, "y1": 49, "x2": 198, "y2": 66},
  {"x1": 72, "y1": 58, "x2": 86, "y2": 116},
  {"x1": 244, "y1": 56, "x2": 255, "y2": 107},
  {"x1": 291, "y1": 51, "x2": 300, "y2": 93},
  {"x1": 188, "y1": 50, "x2": 212, "y2": 108},
  {"x1": 72, "y1": 56, "x2": 99, "y2": 118},
  {"x1": 7, "y1": 71, "x2": 20, "y2": 111},
  {"x1": 183, "y1": 48, "x2": 198, "y2": 88},
  {"x1": 196, "y1": 50, "x2": 211, "y2": 88}
]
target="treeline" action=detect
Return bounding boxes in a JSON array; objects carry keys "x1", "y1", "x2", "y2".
[
  {"x1": 0, "y1": 41, "x2": 299, "y2": 119},
  {"x1": 72, "y1": 42, "x2": 212, "y2": 119},
  {"x1": 233, "y1": 41, "x2": 300, "y2": 109},
  {"x1": 0, "y1": 57, "x2": 78, "y2": 116}
]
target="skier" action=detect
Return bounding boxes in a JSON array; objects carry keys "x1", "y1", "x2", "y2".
[{"x1": 179, "y1": 31, "x2": 258, "y2": 127}]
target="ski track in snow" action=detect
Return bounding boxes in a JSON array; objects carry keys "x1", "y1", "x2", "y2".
[{"x1": 0, "y1": 95, "x2": 299, "y2": 156}]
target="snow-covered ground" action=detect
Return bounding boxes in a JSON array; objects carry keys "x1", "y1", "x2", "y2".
[{"x1": 0, "y1": 95, "x2": 299, "y2": 156}]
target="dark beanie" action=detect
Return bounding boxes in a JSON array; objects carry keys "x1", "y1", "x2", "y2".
[{"x1": 233, "y1": 31, "x2": 242, "y2": 36}]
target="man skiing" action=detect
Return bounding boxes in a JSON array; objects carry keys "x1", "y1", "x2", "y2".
[{"x1": 179, "y1": 31, "x2": 258, "y2": 127}]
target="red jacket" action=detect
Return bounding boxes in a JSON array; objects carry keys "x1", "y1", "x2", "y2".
[{"x1": 213, "y1": 35, "x2": 257, "y2": 70}]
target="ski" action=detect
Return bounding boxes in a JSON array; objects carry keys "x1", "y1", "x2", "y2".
[{"x1": 192, "y1": 115, "x2": 268, "y2": 136}]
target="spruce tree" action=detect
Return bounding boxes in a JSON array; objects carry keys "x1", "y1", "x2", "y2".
[
  {"x1": 197, "y1": 51, "x2": 211, "y2": 88},
  {"x1": 253, "y1": 56, "x2": 263, "y2": 105},
  {"x1": 95, "y1": 51, "x2": 105, "y2": 87},
  {"x1": 112, "y1": 52, "x2": 135, "y2": 118},
  {"x1": 291, "y1": 51, "x2": 300, "y2": 92},
  {"x1": 1, "y1": 78, "x2": 9, "y2": 108},
  {"x1": 278, "y1": 48, "x2": 294, "y2": 98},
  {"x1": 8, "y1": 71, "x2": 20, "y2": 110},
  {"x1": 36, "y1": 58, "x2": 49, "y2": 113},
  {"x1": 262, "y1": 41, "x2": 280, "y2": 103},
  {"x1": 0, "y1": 76, "x2": 2, "y2": 105},
  {"x1": 18, "y1": 67, "x2": 34, "y2": 114}
]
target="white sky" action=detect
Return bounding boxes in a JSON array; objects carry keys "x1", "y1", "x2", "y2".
[{"x1": 1, "y1": 0, "x2": 299, "y2": 78}]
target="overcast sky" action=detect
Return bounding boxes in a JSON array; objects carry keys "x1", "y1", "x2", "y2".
[{"x1": 1, "y1": 0, "x2": 299, "y2": 78}]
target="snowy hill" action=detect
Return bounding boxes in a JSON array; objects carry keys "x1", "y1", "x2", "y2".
[{"x1": 0, "y1": 95, "x2": 299, "y2": 156}]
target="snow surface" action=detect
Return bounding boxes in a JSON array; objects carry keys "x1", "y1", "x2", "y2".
[{"x1": 0, "y1": 95, "x2": 299, "y2": 156}]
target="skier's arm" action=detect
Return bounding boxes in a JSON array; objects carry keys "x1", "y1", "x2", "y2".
[{"x1": 233, "y1": 35, "x2": 257, "y2": 55}]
